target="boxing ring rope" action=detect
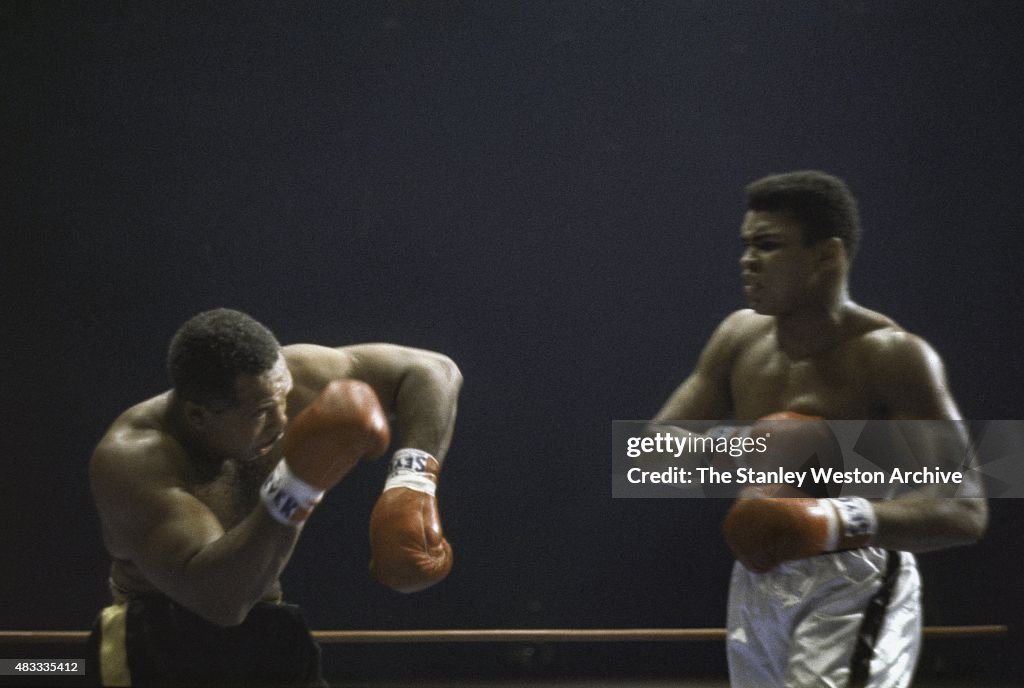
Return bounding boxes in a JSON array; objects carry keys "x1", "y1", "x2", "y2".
[{"x1": 0, "y1": 625, "x2": 1008, "y2": 644}]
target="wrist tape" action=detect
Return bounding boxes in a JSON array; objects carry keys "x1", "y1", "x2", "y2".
[
  {"x1": 822, "y1": 497, "x2": 877, "y2": 551},
  {"x1": 260, "y1": 459, "x2": 325, "y2": 525},
  {"x1": 383, "y1": 448, "x2": 437, "y2": 496}
]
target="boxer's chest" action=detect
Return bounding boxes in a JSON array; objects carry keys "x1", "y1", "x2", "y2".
[
  {"x1": 188, "y1": 455, "x2": 277, "y2": 528},
  {"x1": 730, "y1": 338, "x2": 883, "y2": 420}
]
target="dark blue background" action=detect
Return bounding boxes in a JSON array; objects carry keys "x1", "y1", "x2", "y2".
[{"x1": 4, "y1": 1, "x2": 1022, "y2": 682}]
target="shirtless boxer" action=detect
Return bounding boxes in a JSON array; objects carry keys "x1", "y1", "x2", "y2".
[
  {"x1": 651, "y1": 171, "x2": 987, "y2": 687},
  {"x1": 88, "y1": 308, "x2": 461, "y2": 686}
]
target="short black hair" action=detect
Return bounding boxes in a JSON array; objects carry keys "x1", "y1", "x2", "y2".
[
  {"x1": 746, "y1": 170, "x2": 861, "y2": 262},
  {"x1": 167, "y1": 308, "x2": 281, "y2": 409}
]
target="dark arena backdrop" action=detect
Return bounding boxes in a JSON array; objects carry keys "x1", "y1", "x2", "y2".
[{"x1": 4, "y1": 2, "x2": 1023, "y2": 686}]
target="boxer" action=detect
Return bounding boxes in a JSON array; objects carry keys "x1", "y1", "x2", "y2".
[
  {"x1": 648, "y1": 171, "x2": 987, "y2": 687},
  {"x1": 88, "y1": 308, "x2": 460, "y2": 686}
]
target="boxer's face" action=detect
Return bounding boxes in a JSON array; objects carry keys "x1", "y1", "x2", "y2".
[
  {"x1": 739, "y1": 210, "x2": 826, "y2": 316},
  {"x1": 193, "y1": 354, "x2": 293, "y2": 462}
]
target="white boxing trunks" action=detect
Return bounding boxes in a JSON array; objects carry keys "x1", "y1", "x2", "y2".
[{"x1": 726, "y1": 548, "x2": 920, "y2": 688}]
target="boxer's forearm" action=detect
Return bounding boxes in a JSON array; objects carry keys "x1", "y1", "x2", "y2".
[{"x1": 872, "y1": 497, "x2": 988, "y2": 552}]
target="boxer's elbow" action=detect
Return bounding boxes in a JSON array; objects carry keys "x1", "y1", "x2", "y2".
[
  {"x1": 953, "y1": 497, "x2": 988, "y2": 544},
  {"x1": 427, "y1": 353, "x2": 463, "y2": 397},
  {"x1": 169, "y1": 574, "x2": 259, "y2": 627},
  {"x1": 190, "y1": 596, "x2": 253, "y2": 627},
  {"x1": 926, "y1": 497, "x2": 988, "y2": 548},
  {"x1": 403, "y1": 352, "x2": 463, "y2": 409}
]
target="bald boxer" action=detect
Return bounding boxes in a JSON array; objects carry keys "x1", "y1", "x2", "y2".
[
  {"x1": 649, "y1": 172, "x2": 987, "y2": 687},
  {"x1": 88, "y1": 308, "x2": 460, "y2": 686}
]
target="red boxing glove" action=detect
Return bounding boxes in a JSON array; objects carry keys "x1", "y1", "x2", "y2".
[
  {"x1": 745, "y1": 411, "x2": 841, "y2": 498},
  {"x1": 261, "y1": 380, "x2": 390, "y2": 525},
  {"x1": 749, "y1": 411, "x2": 831, "y2": 467},
  {"x1": 723, "y1": 489, "x2": 877, "y2": 572},
  {"x1": 369, "y1": 448, "x2": 453, "y2": 593}
]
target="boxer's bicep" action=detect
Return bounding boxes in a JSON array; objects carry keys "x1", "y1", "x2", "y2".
[
  {"x1": 655, "y1": 311, "x2": 750, "y2": 422},
  {"x1": 874, "y1": 332, "x2": 959, "y2": 420}
]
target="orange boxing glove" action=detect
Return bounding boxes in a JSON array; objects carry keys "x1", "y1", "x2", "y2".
[
  {"x1": 745, "y1": 411, "x2": 841, "y2": 498},
  {"x1": 749, "y1": 411, "x2": 831, "y2": 467},
  {"x1": 369, "y1": 448, "x2": 453, "y2": 593},
  {"x1": 723, "y1": 489, "x2": 877, "y2": 572},
  {"x1": 261, "y1": 380, "x2": 390, "y2": 525}
]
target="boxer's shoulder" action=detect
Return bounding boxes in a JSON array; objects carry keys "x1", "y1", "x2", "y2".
[
  {"x1": 706, "y1": 309, "x2": 774, "y2": 360},
  {"x1": 723, "y1": 308, "x2": 774, "y2": 336},
  {"x1": 848, "y1": 313, "x2": 941, "y2": 375},
  {"x1": 92, "y1": 393, "x2": 194, "y2": 488}
]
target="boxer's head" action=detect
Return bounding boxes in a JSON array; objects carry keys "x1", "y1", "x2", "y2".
[
  {"x1": 168, "y1": 308, "x2": 291, "y2": 460},
  {"x1": 745, "y1": 170, "x2": 861, "y2": 264},
  {"x1": 740, "y1": 171, "x2": 860, "y2": 315}
]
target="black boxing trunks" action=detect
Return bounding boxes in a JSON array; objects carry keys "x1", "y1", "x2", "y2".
[{"x1": 86, "y1": 594, "x2": 326, "y2": 687}]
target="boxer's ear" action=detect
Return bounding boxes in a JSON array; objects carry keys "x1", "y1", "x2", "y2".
[
  {"x1": 816, "y1": 237, "x2": 846, "y2": 270},
  {"x1": 185, "y1": 400, "x2": 211, "y2": 430}
]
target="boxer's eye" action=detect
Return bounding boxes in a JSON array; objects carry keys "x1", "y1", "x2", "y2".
[{"x1": 742, "y1": 238, "x2": 781, "y2": 252}]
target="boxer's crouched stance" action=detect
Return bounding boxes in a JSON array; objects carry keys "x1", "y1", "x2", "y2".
[{"x1": 88, "y1": 309, "x2": 460, "y2": 686}]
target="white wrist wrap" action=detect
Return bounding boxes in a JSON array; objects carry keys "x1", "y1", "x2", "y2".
[
  {"x1": 825, "y1": 496, "x2": 877, "y2": 549},
  {"x1": 383, "y1": 448, "x2": 437, "y2": 496},
  {"x1": 818, "y1": 500, "x2": 842, "y2": 552},
  {"x1": 260, "y1": 459, "x2": 325, "y2": 525}
]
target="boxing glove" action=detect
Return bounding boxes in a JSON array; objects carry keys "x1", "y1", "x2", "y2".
[
  {"x1": 261, "y1": 379, "x2": 390, "y2": 525},
  {"x1": 723, "y1": 489, "x2": 877, "y2": 572},
  {"x1": 369, "y1": 448, "x2": 453, "y2": 593},
  {"x1": 745, "y1": 411, "x2": 842, "y2": 497}
]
